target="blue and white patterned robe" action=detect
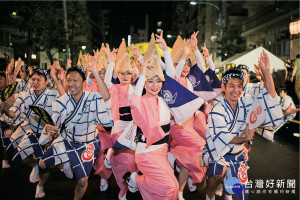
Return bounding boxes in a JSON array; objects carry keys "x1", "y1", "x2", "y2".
[
  {"x1": 242, "y1": 82, "x2": 264, "y2": 97},
  {"x1": 204, "y1": 88, "x2": 284, "y2": 200},
  {"x1": 15, "y1": 78, "x2": 31, "y2": 93},
  {"x1": 7, "y1": 88, "x2": 58, "y2": 163},
  {"x1": 42, "y1": 91, "x2": 113, "y2": 180}
]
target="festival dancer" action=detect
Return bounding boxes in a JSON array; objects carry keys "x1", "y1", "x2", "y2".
[
  {"x1": 204, "y1": 51, "x2": 284, "y2": 200},
  {"x1": 15, "y1": 64, "x2": 31, "y2": 93},
  {"x1": 39, "y1": 54, "x2": 112, "y2": 199},
  {"x1": 237, "y1": 64, "x2": 264, "y2": 97},
  {"x1": 102, "y1": 40, "x2": 138, "y2": 200},
  {"x1": 0, "y1": 71, "x2": 11, "y2": 169},
  {"x1": 1, "y1": 69, "x2": 58, "y2": 185},
  {"x1": 168, "y1": 35, "x2": 207, "y2": 199},
  {"x1": 123, "y1": 31, "x2": 179, "y2": 200},
  {"x1": 89, "y1": 47, "x2": 114, "y2": 192}
]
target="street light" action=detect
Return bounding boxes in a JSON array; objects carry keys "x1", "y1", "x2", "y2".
[
  {"x1": 167, "y1": 34, "x2": 176, "y2": 38},
  {"x1": 190, "y1": 1, "x2": 221, "y2": 26}
]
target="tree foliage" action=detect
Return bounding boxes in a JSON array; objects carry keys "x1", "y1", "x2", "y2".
[
  {"x1": 216, "y1": 30, "x2": 245, "y2": 61},
  {"x1": 8, "y1": 1, "x2": 92, "y2": 66}
]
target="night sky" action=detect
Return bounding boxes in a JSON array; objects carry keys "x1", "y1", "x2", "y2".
[{"x1": 87, "y1": 1, "x2": 175, "y2": 47}]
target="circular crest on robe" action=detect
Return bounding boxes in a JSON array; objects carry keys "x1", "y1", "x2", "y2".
[
  {"x1": 162, "y1": 90, "x2": 177, "y2": 105},
  {"x1": 187, "y1": 75, "x2": 200, "y2": 87}
]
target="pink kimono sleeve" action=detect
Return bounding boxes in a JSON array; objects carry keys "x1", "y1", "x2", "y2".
[{"x1": 130, "y1": 94, "x2": 165, "y2": 147}]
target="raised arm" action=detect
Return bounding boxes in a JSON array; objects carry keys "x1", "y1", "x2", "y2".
[
  {"x1": 88, "y1": 50, "x2": 110, "y2": 101},
  {"x1": 130, "y1": 43, "x2": 143, "y2": 65},
  {"x1": 259, "y1": 50, "x2": 276, "y2": 98},
  {"x1": 175, "y1": 39, "x2": 190, "y2": 78},
  {"x1": 134, "y1": 60, "x2": 150, "y2": 96},
  {"x1": 191, "y1": 31, "x2": 205, "y2": 72},
  {"x1": 155, "y1": 30, "x2": 175, "y2": 78},
  {"x1": 103, "y1": 44, "x2": 117, "y2": 89},
  {"x1": 50, "y1": 62, "x2": 66, "y2": 96},
  {"x1": 158, "y1": 53, "x2": 166, "y2": 70}
]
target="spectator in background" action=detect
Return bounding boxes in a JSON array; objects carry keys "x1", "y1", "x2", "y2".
[
  {"x1": 278, "y1": 87, "x2": 297, "y2": 120},
  {"x1": 284, "y1": 57, "x2": 295, "y2": 98}
]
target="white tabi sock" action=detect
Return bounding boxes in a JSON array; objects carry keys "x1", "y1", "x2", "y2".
[
  {"x1": 2, "y1": 160, "x2": 11, "y2": 169},
  {"x1": 167, "y1": 152, "x2": 176, "y2": 169},
  {"x1": 100, "y1": 178, "x2": 108, "y2": 192},
  {"x1": 119, "y1": 193, "x2": 126, "y2": 200},
  {"x1": 178, "y1": 191, "x2": 185, "y2": 200},
  {"x1": 35, "y1": 185, "x2": 45, "y2": 198},
  {"x1": 224, "y1": 194, "x2": 233, "y2": 200},
  {"x1": 29, "y1": 164, "x2": 39, "y2": 183},
  {"x1": 188, "y1": 177, "x2": 197, "y2": 192},
  {"x1": 105, "y1": 148, "x2": 112, "y2": 169},
  {"x1": 206, "y1": 194, "x2": 215, "y2": 200},
  {"x1": 127, "y1": 172, "x2": 138, "y2": 193}
]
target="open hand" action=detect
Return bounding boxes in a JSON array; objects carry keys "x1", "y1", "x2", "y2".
[
  {"x1": 201, "y1": 43, "x2": 210, "y2": 58},
  {"x1": 130, "y1": 43, "x2": 141, "y2": 58},
  {"x1": 155, "y1": 30, "x2": 168, "y2": 51},
  {"x1": 283, "y1": 103, "x2": 300, "y2": 116},
  {"x1": 141, "y1": 59, "x2": 151, "y2": 77},
  {"x1": 191, "y1": 31, "x2": 199, "y2": 50},
  {"x1": 259, "y1": 50, "x2": 271, "y2": 72}
]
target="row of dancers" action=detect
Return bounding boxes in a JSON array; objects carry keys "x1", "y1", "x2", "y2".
[{"x1": 0, "y1": 30, "x2": 291, "y2": 200}]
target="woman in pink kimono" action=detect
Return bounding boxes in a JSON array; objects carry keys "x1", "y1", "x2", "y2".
[
  {"x1": 191, "y1": 36, "x2": 214, "y2": 140},
  {"x1": 85, "y1": 48, "x2": 113, "y2": 192},
  {"x1": 124, "y1": 31, "x2": 179, "y2": 200},
  {"x1": 103, "y1": 41, "x2": 138, "y2": 200},
  {"x1": 169, "y1": 33, "x2": 207, "y2": 199}
]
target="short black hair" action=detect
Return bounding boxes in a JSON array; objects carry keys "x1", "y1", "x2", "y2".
[
  {"x1": 185, "y1": 58, "x2": 192, "y2": 67},
  {"x1": 296, "y1": 54, "x2": 300, "y2": 59},
  {"x1": 277, "y1": 87, "x2": 286, "y2": 94},
  {"x1": 66, "y1": 66, "x2": 86, "y2": 81},
  {"x1": 0, "y1": 71, "x2": 6, "y2": 79}
]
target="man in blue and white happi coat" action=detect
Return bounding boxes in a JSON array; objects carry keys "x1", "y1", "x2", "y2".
[
  {"x1": 1, "y1": 69, "x2": 58, "y2": 182},
  {"x1": 39, "y1": 62, "x2": 113, "y2": 199},
  {"x1": 203, "y1": 51, "x2": 284, "y2": 200}
]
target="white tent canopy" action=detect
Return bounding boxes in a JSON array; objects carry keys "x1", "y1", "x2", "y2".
[{"x1": 216, "y1": 46, "x2": 286, "y2": 73}]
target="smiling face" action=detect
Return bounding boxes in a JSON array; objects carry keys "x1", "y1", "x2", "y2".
[
  {"x1": 222, "y1": 77, "x2": 243, "y2": 104},
  {"x1": 145, "y1": 76, "x2": 163, "y2": 97},
  {"x1": 66, "y1": 71, "x2": 84, "y2": 100},
  {"x1": 31, "y1": 73, "x2": 48, "y2": 96},
  {"x1": 117, "y1": 71, "x2": 132, "y2": 85},
  {"x1": 181, "y1": 59, "x2": 192, "y2": 78}
]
